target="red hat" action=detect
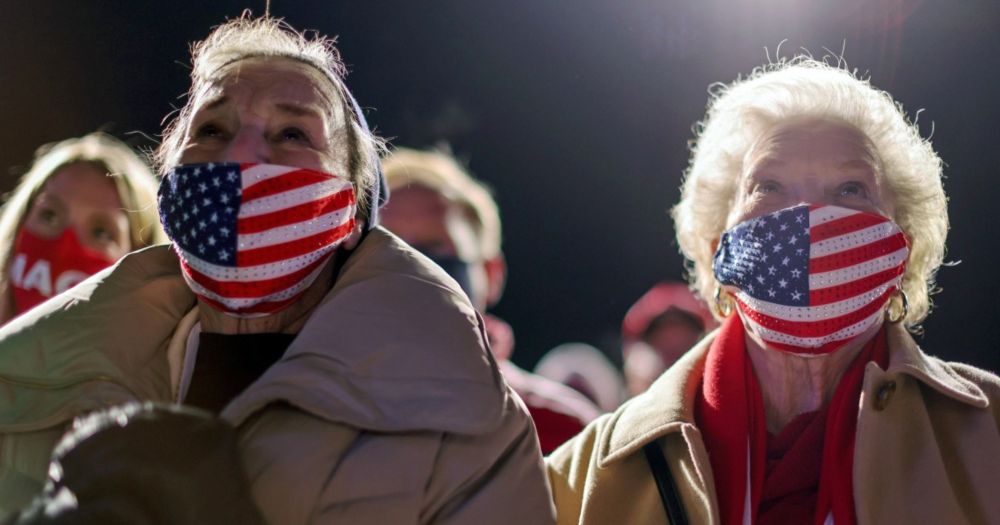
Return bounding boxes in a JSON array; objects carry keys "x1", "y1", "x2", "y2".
[{"x1": 621, "y1": 281, "x2": 717, "y2": 344}]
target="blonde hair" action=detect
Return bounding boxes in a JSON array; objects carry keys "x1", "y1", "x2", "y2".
[
  {"x1": 671, "y1": 57, "x2": 947, "y2": 327},
  {"x1": 383, "y1": 147, "x2": 502, "y2": 260},
  {"x1": 0, "y1": 132, "x2": 166, "y2": 321},
  {"x1": 157, "y1": 15, "x2": 383, "y2": 220}
]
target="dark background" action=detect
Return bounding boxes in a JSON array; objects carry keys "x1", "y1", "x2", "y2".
[{"x1": 1, "y1": 0, "x2": 997, "y2": 372}]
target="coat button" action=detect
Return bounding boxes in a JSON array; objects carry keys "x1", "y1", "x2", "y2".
[{"x1": 874, "y1": 381, "x2": 897, "y2": 411}]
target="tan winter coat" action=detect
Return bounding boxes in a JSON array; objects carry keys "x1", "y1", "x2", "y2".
[
  {"x1": 0, "y1": 227, "x2": 556, "y2": 524},
  {"x1": 547, "y1": 323, "x2": 1000, "y2": 524}
]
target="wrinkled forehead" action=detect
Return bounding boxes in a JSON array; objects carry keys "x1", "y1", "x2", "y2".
[
  {"x1": 191, "y1": 56, "x2": 348, "y2": 128},
  {"x1": 744, "y1": 117, "x2": 883, "y2": 174}
]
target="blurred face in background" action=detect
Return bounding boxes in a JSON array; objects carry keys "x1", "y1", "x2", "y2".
[
  {"x1": 23, "y1": 162, "x2": 130, "y2": 260},
  {"x1": 381, "y1": 184, "x2": 492, "y2": 310},
  {"x1": 10, "y1": 161, "x2": 130, "y2": 316},
  {"x1": 623, "y1": 311, "x2": 704, "y2": 396}
]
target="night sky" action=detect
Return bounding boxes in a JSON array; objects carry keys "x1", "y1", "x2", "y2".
[{"x1": 1, "y1": 0, "x2": 997, "y2": 372}]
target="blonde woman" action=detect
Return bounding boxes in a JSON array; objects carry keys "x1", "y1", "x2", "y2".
[{"x1": 0, "y1": 132, "x2": 164, "y2": 323}]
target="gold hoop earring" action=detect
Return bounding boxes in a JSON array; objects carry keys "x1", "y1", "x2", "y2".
[
  {"x1": 886, "y1": 288, "x2": 909, "y2": 324},
  {"x1": 714, "y1": 285, "x2": 734, "y2": 318}
]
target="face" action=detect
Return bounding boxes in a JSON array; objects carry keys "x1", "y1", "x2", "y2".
[
  {"x1": 645, "y1": 318, "x2": 703, "y2": 368},
  {"x1": 380, "y1": 184, "x2": 490, "y2": 308},
  {"x1": 23, "y1": 162, "x2": 131, "y2": 260},
  {"x1": 727, "y1": 119, "x2": 896, "y2": 228},
  {"x1": 179, "y1": 58, "x2": 349, "y2": 175}
]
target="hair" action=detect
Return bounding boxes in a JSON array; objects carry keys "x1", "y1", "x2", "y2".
[
  {"x1": 671, "y1": 57, "x2": 948, "y2": 328},
  {"x1": 156, "y1": 15, "x2": 383, "y2": 220},
  {"x1": 382, "y1": 147, "x2": 502, "y2": 260},
  {"x1": 0, "y1": 132, "x2": 166, "y2": 321}
]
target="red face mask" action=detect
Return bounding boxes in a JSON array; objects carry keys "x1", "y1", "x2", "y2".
[{"x1": 9, "y1": 228, "x2": 117, "y2": 316}]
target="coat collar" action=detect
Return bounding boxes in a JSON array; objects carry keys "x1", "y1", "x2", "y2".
[{"x1": 600, "y1": 320, "x2": 989, "y2": 466}]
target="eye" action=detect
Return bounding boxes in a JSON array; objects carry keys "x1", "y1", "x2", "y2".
[
  {"x1": 92, "y1": 226, "x2": 114, "y2": 243},
  {"x1": 38, "y1": 207, "x2": 59, "y2": 226},
  {"x1": 838, "y1": 181, "x2": 870, "y2": 199},
  {"x1": 275, "y1": 126, "x2": 311, "y2": 144},
  {"x1": 754, "y1": 180, "x2": 782, "y2": 195},
  {"x1": 193, "y1": 122, "x2": 227, "y2": 140}
]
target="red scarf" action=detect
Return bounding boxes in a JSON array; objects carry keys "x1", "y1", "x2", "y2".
[{"x1": 696, "y1": 315, "x2": 888, "y2": 525}]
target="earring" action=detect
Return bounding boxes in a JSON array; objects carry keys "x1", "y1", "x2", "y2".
[
  {"x1": 885, "y1": 288, "x2": 909, "y2": 324},
  {"x1": 713, "y1": 285, "x2": 734, "y2": 318}
]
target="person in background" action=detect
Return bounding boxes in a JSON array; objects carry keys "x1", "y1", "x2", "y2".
[
  {"x1": 0, "y1": 16, "x2": 554, "y2": 524},
  {"x1": 547, "y1": 58, "x2": 1000, "y2": 524},
  {"x1": 0, "y1": 132, "x2": 165, "y2": 324},
  {"x1": 380, "y1": 146, "x2": 600, "y2": 454},
  {"x1": 620, "y1": 281, "x2": 717, "y2": 397},
  {"x1": 534, "y1": 342, "x2": 625, "y2": 413}
]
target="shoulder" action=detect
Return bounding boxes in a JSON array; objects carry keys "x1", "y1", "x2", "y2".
[
  {"x1": 941, "y1": 360, "x2": 1000, "y2": 422},
  {"x1": 325, "y1": 227, "x2": 484, "y2": 352},
  {"x1": 946, "y1": 362, "x2": 1000, "y2": 394},
  {"x1": 225, "y1": 227, "x2": 511, "y2": 435},
  {"x1": 544, "y1": 413, "x2": 613, "y2": 522},
  {"x1": 547, "y1": 411, "x2": 613, "y2": 475}
]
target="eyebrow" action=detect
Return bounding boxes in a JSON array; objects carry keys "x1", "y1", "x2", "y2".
[
  {"x1": 839, "y1": 159, "x2": 875, "y2": 171},
  {"x1": 32, "y1": 191, "x2": 65, "y2": 208},
  {"x1": 201, "y1": 95, "x2": 229, "y2": 112},
  {"x1": 196, "y1": 97, "x2": 326, "y2": 121},
  {"x1": 275, "y1": 102, "x2": 326, "y2": 120}
]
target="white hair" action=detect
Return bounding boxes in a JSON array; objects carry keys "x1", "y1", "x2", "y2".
[
  {"x1": 671, "y1": 57, "x2": 947, "y2": 327},
  {"x1": 157, "y1": 15, "x2": 383, "y2": 218}
]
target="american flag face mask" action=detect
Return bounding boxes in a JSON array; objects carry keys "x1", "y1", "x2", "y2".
[
  {"x1": 158, "y1": 162, "x2": 357, "y2": 317},
  {"x1": 713, "y1": 203, "x2": 909, "y2": 355}
]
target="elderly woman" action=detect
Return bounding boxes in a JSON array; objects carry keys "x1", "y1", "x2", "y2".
[
  {"x1": 0, "y1": 132, "x2": 165, "y2": 324},
  {"x1": 0, "y1": 17, "x2": 553, "y2": 524},
  {"x1": 547, "y1": 59, "x2": 1000, "y2": 524}
]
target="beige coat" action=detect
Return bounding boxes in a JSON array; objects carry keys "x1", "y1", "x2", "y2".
[
  {"x1": 547, "y1": 323, "x2": 1000, "y2": 524},
  {"x1": 0, "y1": 227, "x2": 556, "y2": 524}
]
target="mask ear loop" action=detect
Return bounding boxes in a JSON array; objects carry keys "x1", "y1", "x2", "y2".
[
  {"x1": 713, "y1": 285, "x2": 734, "y2": 318},
  {"x1": 885, "y1": 288, "x2": 909, "y2": 324}
]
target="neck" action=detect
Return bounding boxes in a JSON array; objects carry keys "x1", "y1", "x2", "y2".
[
  {"x1": 743, "y1": 315, "x2": 883, "y2": 433},
  {"x1": 198, "y1": 256, "x2": 337, "y2": 335}
]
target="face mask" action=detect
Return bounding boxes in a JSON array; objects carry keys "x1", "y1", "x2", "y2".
[
  {"x1": 158, "y1": 162, "x2": 357, "y2": 317},
  {"x1": 713, "y1": 203, "x2": 908, "y2": 355},
  {"x1": 10, "y1": 228, "x2": 116, "y2": 316}
]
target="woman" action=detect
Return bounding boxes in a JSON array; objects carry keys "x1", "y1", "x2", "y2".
[
  {"x1": 0, "y1": 16, "x2": 553, "y2": 524},
  {"x1": 547, "y1": 58, "x2": 1000, "y2": 524},
  {"x1": 0, "y1": 132, "x2": 165, "y2": 324}
]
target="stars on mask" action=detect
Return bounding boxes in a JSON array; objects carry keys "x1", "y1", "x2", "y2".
[
  {"x1": 713, "y1": 205, "x2": 811, "y2": 306},
  {"x1": 160, "y1": 163, "x2": 242, "y2": 266}
]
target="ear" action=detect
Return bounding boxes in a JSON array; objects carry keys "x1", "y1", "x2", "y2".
[
  {"x1": 342, "y1": 220, "x2": 366, "y2": 250},
  {"x1": 483, "y1": 253, "x2": 507, "y2": 307}
]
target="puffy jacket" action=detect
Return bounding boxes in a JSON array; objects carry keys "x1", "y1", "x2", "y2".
[{"x1": 0, "y1": 227, "x2": 556, "y2": 525}]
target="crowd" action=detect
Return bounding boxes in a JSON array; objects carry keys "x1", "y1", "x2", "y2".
[{"x1": 0, "y1": 13, "x2": 996, "y2": 525}]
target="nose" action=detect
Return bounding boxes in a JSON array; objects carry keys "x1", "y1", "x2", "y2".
[
  {"x1": 788, "y1": 180, "x2": 826, "y2": 207},
  {"x1": 221, "y1": 126, "x2": 270, "y2": 164}
]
